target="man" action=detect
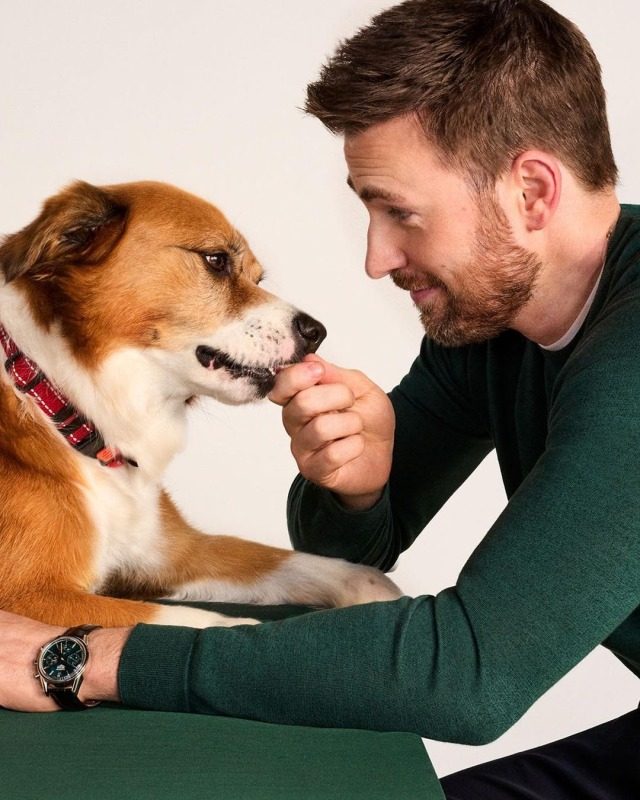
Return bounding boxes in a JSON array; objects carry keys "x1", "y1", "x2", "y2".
[{"x1": 2, "y1": 1, "x2": 639, "y2": 797}]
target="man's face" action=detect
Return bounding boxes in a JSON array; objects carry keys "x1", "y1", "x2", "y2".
[{"x1": 344, "y1": 115, "x2": 542, "y2": 346}]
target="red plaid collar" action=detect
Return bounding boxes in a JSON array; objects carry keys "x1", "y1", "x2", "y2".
[{"x1": 0, "y1": 323, "x2": 135, "y2": 469}]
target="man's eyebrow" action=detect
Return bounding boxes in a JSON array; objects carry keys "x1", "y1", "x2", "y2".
[{"x1": 346, "y1": 176, "x2": 407, "y2": 205}]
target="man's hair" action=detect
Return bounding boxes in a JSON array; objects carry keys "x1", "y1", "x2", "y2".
[{"x1": 305, "y1": 0, "x2": 617, "y2": 192}]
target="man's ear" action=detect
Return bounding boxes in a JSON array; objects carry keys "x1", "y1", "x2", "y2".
[
  {"x1": 509, "y1": 151, "x2": 561, "y2": 232},
  {"x1": 0, "y1": 181, "x2": 127, "y2": 283}
]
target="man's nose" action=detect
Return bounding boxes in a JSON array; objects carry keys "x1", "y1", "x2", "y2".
[{"x1": 364, "y1": 223, "x2": 406, "y2": 280}]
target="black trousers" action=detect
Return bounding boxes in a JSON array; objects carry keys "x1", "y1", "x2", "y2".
[{"x1": 440, "y1": 708, "x2": 640, "y2": 800}]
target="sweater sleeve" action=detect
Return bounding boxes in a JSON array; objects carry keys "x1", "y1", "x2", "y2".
[
  {"x1": 288, "y1": 337, "x2": 494, "y2": 571},
  {"x1": 118, "y1": 303, "x2": 640, "y2": 743}
]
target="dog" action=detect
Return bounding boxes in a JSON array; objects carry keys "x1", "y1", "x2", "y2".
[{"x1": 0, "y1": 180, "x2": 402, "y2": 629}]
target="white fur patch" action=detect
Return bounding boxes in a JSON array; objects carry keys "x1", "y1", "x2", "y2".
[
  {"x1": 207, "y1": 299, "x2": 300, "y2": 366},
  {"x1": 81, "y1": 461, "x2": 167, "y2": 590},
  {"x1": 153, "y1": 604, "x2": 259, "y2": 627}
]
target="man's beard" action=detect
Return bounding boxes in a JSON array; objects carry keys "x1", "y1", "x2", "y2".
[{"x1": 392, "y1": 197, "x2": 542, "y2": 347}]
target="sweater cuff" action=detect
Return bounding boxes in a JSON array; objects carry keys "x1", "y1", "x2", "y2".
[
  {"x1": 118, "y1": 623, "x2": 199, "y2": 712},
  {"x1": 289, "y1": 477, "x2": 395, "y2": 568},
  {"x1": 321, "y1": 483, "x2": 389, "y2": 518}
]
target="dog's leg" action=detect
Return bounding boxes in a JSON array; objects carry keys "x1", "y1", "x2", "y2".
[
  {"x1": 3, "y1": 590, "x2": 259, "y2": 629},
  {"x1": 157, "y1": 494, "x2": 403, "y2": 608},
  {"x1": 168, "y1": 543, "x2": 404, "y2": 608}
]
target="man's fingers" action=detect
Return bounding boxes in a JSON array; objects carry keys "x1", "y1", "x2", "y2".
[
  {"x1": 269, "y1": 354, "x2": 371, "y2": 407},
  {"x1": 280, "y1": 384, "x2": 356, "y2": 437},
  {"x1": 293, "y1": 410, "x2": 364, "y2": 454},
  {"x1": 295, "y1": 434, "x2": 366, "y2": 487},
  {"x1": 268, "y1": 359, "x2": 325, "y2": 406}
]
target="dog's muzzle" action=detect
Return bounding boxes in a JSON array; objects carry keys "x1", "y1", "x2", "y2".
[{"x1": 194, "y1": 310, "x2": 327, "y2": 398}]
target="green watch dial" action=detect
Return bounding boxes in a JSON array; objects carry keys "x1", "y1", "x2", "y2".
[{"x1": 40, "y1": 638, "x2": 86, "y2": 683}]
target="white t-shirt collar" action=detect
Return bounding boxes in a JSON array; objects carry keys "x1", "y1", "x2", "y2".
[{"x1": 539, "y1": 265, "x2": 605, "y2": 352}]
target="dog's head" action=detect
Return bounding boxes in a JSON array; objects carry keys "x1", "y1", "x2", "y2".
[{"x1": 0, "y1": 181, "x2": 325, "y2": 403}]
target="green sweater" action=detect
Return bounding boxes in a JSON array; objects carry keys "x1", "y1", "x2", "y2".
[{"x1": 119, "y1": 205, "x2": 640, "y2": 745}]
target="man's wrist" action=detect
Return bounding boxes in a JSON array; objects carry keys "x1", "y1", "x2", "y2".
[
  {"x1": 336, "y1": 488, "x2": 384, "y2": 511},
  {"x1": 78, "y1": 626, "x2": 133, "y2": 704}
]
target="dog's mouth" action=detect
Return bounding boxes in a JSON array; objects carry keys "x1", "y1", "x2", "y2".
[{"x1": 195, "y1": 346, "x2": 284, "y2": 389}]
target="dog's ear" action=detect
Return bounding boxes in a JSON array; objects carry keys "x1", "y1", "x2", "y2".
[{"x1": 0, "y1": 181, "x2": 128, "y2": 283}]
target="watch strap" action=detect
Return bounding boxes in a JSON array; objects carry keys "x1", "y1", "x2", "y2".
[
  {"x1": 64, "y1": 624, "x2": 102, "y2": 639},
  {"x1": 47, "y1": 624, "x2": 103, "y2": 711},
  {"x1": 49, "y1": 685, "x2": 99, "y2": 711}
]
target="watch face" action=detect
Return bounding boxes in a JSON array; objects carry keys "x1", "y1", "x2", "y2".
[{"x1": 39, "y1": 637, "x2": 87, "y2": 684}]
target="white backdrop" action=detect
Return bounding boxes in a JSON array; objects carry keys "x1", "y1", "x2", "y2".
[{"x1": 1, "y1": 0, "x2": 638, "y2": 778}]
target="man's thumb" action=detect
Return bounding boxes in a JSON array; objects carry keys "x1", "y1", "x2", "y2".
[{"x1": 303, "y1": 353, "x2": 354, "y2": 386}]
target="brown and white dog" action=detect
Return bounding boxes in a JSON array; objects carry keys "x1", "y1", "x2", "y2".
[{"x1": 0, "y1": 181, "x2": 401, "y2": 629}]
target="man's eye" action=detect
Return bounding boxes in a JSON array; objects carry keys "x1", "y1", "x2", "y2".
[
  {"x1": 387, "y1": 207, "x2": 411, "y2": 221},
  {"x1": 201, "y1": 251, "x2": 231, "y2": 274}
]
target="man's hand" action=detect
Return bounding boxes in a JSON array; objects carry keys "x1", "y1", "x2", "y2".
[
  {"x1": 0, "y1": 610, "x2": 65, "y2": 712},
  {"x1": 0, "y1": 609, "x2": 130, "y2": 712},
  {"x1": 269, "y1": 354, "x2": 395, "y2": 510}
]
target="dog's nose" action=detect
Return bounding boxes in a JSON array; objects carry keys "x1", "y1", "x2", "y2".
[{"x1": 294, "y1": 312, "x2": 327, "y2": 354}]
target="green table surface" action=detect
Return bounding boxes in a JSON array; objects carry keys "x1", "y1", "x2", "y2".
[{"x1": 0, "y1": 603, "x2": 444, "y2": 800}]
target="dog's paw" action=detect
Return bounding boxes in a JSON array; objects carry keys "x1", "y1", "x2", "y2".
[
  {"x1": 333, "y1": 562, "x2": 404, "y2": 606},
  {"x1": 153, "y1": 605, "x2": 260, "y2": 628},
  {"x1": 273, "y1": 552, "x2": 405, "y2": 608},
  {"x1": 212, "y1": 615, "x2": 261, "y2": 627}
]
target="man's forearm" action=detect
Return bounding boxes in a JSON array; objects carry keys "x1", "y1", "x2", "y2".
[
  {"x1": 79, "y1": 626, "x2": 132, "y2": 704},
  {"x1": 0, "y1": 610, "x2": 129, "y2": 713}
]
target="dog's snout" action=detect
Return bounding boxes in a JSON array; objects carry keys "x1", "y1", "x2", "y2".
[{"x1": 294, "y1": 312, "x2": 326, "y2": 354}]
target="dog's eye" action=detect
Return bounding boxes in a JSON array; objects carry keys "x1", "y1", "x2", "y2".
[{"x1": 201, "y1": 251, "x2": 231, "y2": 274}]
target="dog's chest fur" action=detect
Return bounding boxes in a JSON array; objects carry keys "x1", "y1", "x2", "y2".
[{"x1": 80, "y1": 462, "x2": 167, "y2": 590}]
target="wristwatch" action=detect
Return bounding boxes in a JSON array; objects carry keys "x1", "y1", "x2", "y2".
[{"x1": 34, "y1": 624, "x2": 103, "y2": 710}]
